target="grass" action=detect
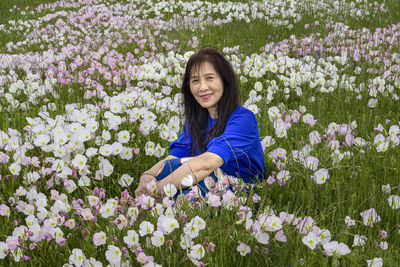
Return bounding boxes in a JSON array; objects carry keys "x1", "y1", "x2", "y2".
[
  {"x1": 0, "y1": 0, "x2": 59, "y2": 25},
  {"x1": 1, "y1": 0, "x2": 400, "y2": 266}
]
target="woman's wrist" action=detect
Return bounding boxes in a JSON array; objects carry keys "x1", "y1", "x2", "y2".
[{"x1": 142, "y1": 172, "x2": 155, "y2": 177}]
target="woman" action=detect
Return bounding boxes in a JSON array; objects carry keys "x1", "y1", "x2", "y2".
[{"x1": 135, "y1": 47, "x2": 265, "y2": 198}]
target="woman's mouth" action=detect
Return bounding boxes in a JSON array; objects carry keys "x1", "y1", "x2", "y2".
[{"x1": 200, "y1": 94, "x2": 212, "y2": 100}]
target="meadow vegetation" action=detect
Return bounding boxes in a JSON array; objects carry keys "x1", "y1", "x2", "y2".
[{"x1": 0, "y1": 0, "x2": 400, "y2": 266}]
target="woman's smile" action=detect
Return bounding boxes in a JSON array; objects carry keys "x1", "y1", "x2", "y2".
[{"x1": 199, "y1": 93, "x2": 213, "y2": 100}]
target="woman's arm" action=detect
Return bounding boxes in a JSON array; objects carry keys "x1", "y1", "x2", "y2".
[
  {"x1": 142, "y1": 154, "x2": 177, "y2": 177},
  {"x1": 156, "y1": 152, "x2": 224, "y2": 194},
  {"x1": 135, "y1": 154, "x2": 177, "y2": 197}
]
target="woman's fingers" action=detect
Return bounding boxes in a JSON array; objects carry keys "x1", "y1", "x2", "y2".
[{"x1": 135, "y1": 174, "x2": 156, "y2": 197}]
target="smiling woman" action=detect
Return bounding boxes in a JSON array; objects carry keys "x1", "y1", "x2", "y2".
[{"x1": 135, "y1": 47, "x2": 265, "y2": 198}]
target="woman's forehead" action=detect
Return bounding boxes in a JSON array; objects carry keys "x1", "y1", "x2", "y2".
[{"x1": 190, "y1": 61, "x2": 216, "y2": 76}]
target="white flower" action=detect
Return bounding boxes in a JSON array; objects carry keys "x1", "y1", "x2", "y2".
[
  {"x1": 313, "y1": 168, "x2": 329, "y2": 185},
  {"x1": 123, "y1": 230, "x2": 139, "y2": 247},
  {"x1": 120, "y1": 147, "x2": 133, "y2": 160},
  {"x1": 102, "y1": 130, "x2": 111, "y2": 141},
  {"x1": 105, "y1": 245, "x2": 122, "y2": 265},
  {"x1": 71, "y1": 154, "x2": 87, "y2": 170},
  {"x1": 78, "y1": 176, "x2": 91, "y2": 187},
  {"x1": 344, "y1": 216, "x2": 356, "y2": 227},
  {"x1": 318, "y1": 229, "x2": 331, "y2": 244},
  {"x1": 247, "y1": 104, "x2": 260, "y2": 115},
  {"x1": 99, "y1": 203, "x2": 115, "y2": 218},
  {"x1": 34, "y1": 134, "x2": 50, "y2": 147},
  {"x1": 85, "y1": 147, "x2": 98, "y2": 158},
  {"x1": 360, "y1": 208, "x2": 381, "y2": 227},
  {"x1": 367, "y1": 258, "x2": 383, "y2": 267},
  {"x1": 151, "y1": 231, "x2": 165, "y2": 247},
  {"x1": 65, "y1": 180, "x2": 77, "y2": 193},
  {"x1": 353, "y1": 235, "x2": 367, "y2": 246},
  {"x1": 379, "y1": 241, "x2": 388, "y2": 250},
  {"x1": 154, "y1": 143, "x2": 166, "y2": 158},
  {"x1": 388, "y1": 195, "x2": 400, "y2": 209},
  {"x1": 145, "y1": 141, "x2": 155, "y2": 156},
  {"x1": 267, "y1": 106, "x2": 281, "y2": 121},
  {"x1": 180, "y1": 234, "x2": 194, "y2": 249},
  {"x1": 323, "y1": 241, "x2": 351, "y2": 256},
  {"x1": 189, "y1": 244, "x2": 205, "y2": 260},
  {"x1": 69, "y1": 248, "x2": 85, "y2": 267},
  {"x1": 118, "y1": 130, "x2": 130, "y2": 143},
  {"x1": 52, "y1": 159, "x2": 64, "y2": 172},
  {"x1": 52, "y1": 227, "x2": 64, "y2": 243},
  {"x1": 111, "y1": 142, "x2": 123, "y2": 155},
  {"x1": 0, "y1": 204, "x2": 10, "y2": 217},
  {"x1": 0, "y1": 242, "x2": 8, "y2": 259},
  {"x1": 368, "y1": 98, "x2": 378, "y2": 108},
  {"x1": 119, "y1": 174, "x2": 133, "y2": 187},
  {"x1": 99, "y1": 144, "x2": 113, "y2": 157},
  {"x1": 276, "y1": 170, "x2": 290, "y2": 182},
  {"x1": 23, "y1": 171, "x2": 40, "y2": 185},
  {"x1": 163, "y1": 183, "x2": 177, "y2": 198},
  {"x1": 181, "y1": 175, "x2": 193, "y2": 187},
  {"x1": 183, "y1": 221, "x2": 200, "y2": 239},
  {"x1": 265, "y1": 215, "x2": 282, "y2": 232},
  {"x1": 255, "y1": 231, "x2": 269, "y2": 244},
  {"x1": 139, "y1": 221, "x2": 154, "y2": 236},
  {"x1": 160, "y1": 215, "x2": 179, "y2": 235},
  {"x1": 9, "y1": 162, "x2": 21, "y2": 175},
  {"x1": 254, "y1": 81, "x2": 263, "y2": 92},
  {"x1": 77, "y1": 128, "x2": 91, "y2": 142},
  {"x1": 302, "y1": 232, "x2": 320, "y2": 250},
  {"x1": 193, "y1": 216, "x2": 206, "y2": 230},
  {"x1": 99, "y1": 159, "x2": 113, "y2": 177},
  {"x1": 237, "y1": 242, "x2": 251, "y2": 256}
]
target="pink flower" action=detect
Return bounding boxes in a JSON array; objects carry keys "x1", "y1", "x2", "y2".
[
  {"x1": 302, "y1": 232, "x2": 320, "y2": 250},
  {"x1": 93, "y1": 232, "x2": 106, "y2": 246},
  {"x1": 252, "y1": 193, "x2": 261, "y2": 203},
  {"x1": 275, "y1": 230, "x2": 287, "y2": 242},
  {"x1": 296, "y1": 217, "x2": 315, "y2": 235},
  {"x1": 367, "y1": 258, "x2": 383, "y2": 267},
  {"x1": 6, "y1": 236, "x2": 18, "y2": 251},
  {"x1": 323, "y1": 241, "x2": 351, "y2": 256},
  {"x1": 205, "y1": 193, "x2": 221, "y2": 207},
  {"x1": 64, "y1": 219, "x2": 76, "y2": 230},
  {"x1": 136, "y1": 252, "x2": 148, "y2": 264},
  {"x1": 380, "y1": 230, "x2": 387, "y2": 239},
  {"x1": 313, "y1": 169, "x2": 329, "y2": 185},
  {"x1": 360, "y1": 208, "x2": 381, "y2": 227},
  {"x1": 113, "y1": 214, "x2": 128, "y2": 230},
  {"x1": 237, "y1": 241, "x2": 251, "y2": 256},
  {"x1": 222, "y1": 190, "x2": 237, "y2": 207}
]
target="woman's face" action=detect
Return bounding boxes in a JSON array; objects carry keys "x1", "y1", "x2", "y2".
[{"x1": 189, "y1": 61, "x2": 224, "y2": 119}]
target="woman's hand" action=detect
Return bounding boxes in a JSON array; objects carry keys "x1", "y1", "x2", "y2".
[{"x1": 135, "y1": 173, "x2": 156, "y2": 197}]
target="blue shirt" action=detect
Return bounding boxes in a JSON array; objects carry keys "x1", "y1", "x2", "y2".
[{"x1": 169, "y1": 105, "x2": 265, "y2": 182}]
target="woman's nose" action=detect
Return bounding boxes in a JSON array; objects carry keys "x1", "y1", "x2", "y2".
[{"x1": 199, "y1": 79, "x2": 208, "y2": 91}]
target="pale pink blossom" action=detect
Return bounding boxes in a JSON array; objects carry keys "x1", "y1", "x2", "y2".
[
  {"x1": 93, "y1": 232, "x2": 106, "y2": 246},
  {"x1": 367, "y1": 258, "x2": 383, "y2": 267},
  {"x1": 360, "y1": 208, "x2": 381, "y2": 227},
  {"x1": 237, "y1": 241, "x2": 251, "y2": 256}
]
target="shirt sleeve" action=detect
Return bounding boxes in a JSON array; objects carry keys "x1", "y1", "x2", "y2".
[
  {"x1": 169, "y1": 124, "x2": 193, "y2": 158},
  {"x1": 206, "y1": 108, "x2": 260, "y2": 168}
]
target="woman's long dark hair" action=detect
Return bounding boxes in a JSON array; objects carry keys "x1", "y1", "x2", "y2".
[{"x1": 181, "y1": 47, "x2": 240, "y2": 154}]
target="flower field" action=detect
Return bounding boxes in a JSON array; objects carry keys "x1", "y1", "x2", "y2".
[{"x1": 1, "y1": 0, "x2": 400, "y2": 266}]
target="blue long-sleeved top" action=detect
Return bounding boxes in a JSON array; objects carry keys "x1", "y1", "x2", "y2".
[{"x1": 169, "y1": 105, "x2": 265, "y2": 182}]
